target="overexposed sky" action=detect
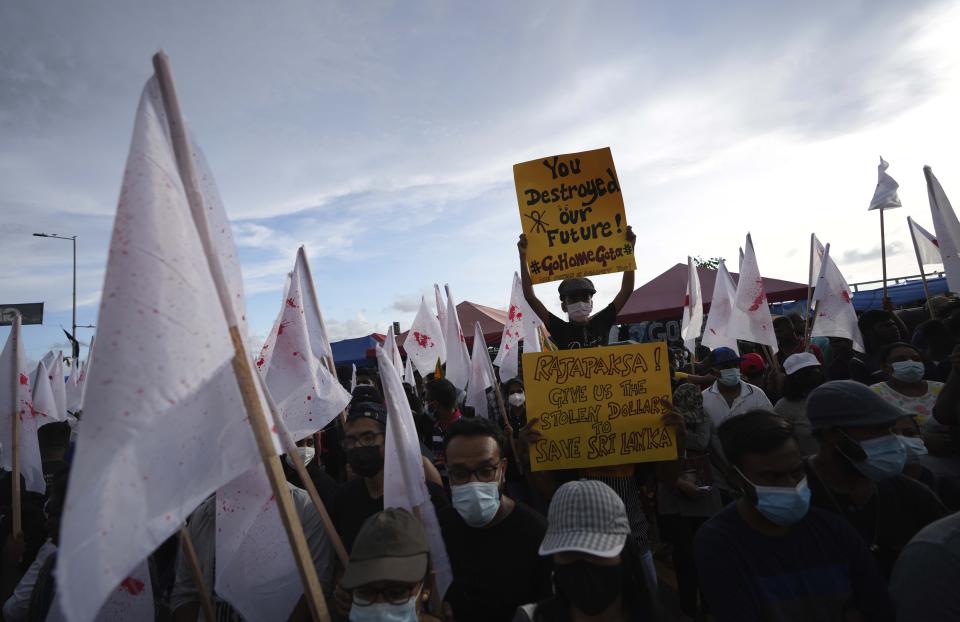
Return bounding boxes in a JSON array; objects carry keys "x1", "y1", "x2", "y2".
[{"x1": 2, "y1": 0, "x2": 959, "y2": 362}]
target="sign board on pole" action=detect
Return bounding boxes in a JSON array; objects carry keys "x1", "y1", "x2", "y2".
[
  {"x1": 0, "y1": 304, "x2": 43, "y2": 326},
  {"x1": 522, "y1": 342, "x2": 675, "y2": 472},
  {"x1": 514, "y1": 147, "x2": 636, "y2": 284}
]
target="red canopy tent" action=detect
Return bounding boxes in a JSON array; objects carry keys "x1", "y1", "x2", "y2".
[{"x1": 616, "y1": 264, "x2": 808, "y2": 324}]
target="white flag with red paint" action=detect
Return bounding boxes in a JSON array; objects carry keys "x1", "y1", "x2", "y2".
[
  {"x1": 404, "y1": 355, "x2": 417, "y2": 387},
  {"x1": 403, "y1": 297, "x2": 446, "y2": 376},
  {"x1": 924, "y1": 166, "x2": 960, "y2": 292},
  {"x1": 701, "y1": 260, "x2": 739, "y2": 353},
  {"x1": 40, "y1": 350, "x2": 68, "y2": 421},
  {"x1": 378, "y1": 345, "x2": 453, "y2": 599},
  {"x1": 65, "y1": 359, "x2": 83, "y2": 414},
  {"x1": 435, "y1": 283, "x2": 447, "y2": 328},
  {"x1": 908, "y1": 217, "x2": 941, "y2": 267},
  {"x1": 48, "y1": 557, "x2": 154, "y2": 621},
  {"x1": 441, "y1": 285, "x2": 471, "y2": 391},
  {"x1": 812, "y1": 244, "x2": 865, "y2": 352},
  {"x1": 30, "y1": 359, "x2": 63, "y2": 428},
  {"x1": 727, "y1": 234, "x2": 777, "y2": 352},
  {"x1": 680, "y1": 257, "x2": 703, "y2": 353},
  {"x1": 465, "y1": 322, "x2": 495, "y2": 420},
  {"x1": 58, "y1": 76, "x2": 274, "y2": 622},
  {"x1": 0, "y1": 314, "x2": 45, "y2": 494},
  {"x1": 493, "y1": 272, "x2": 541, "y2": 382}
]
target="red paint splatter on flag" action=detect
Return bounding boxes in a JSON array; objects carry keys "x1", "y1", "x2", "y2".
[
  {"x1": 306, "y1": 395, "x2": 312, "y2": 401},
  {"x1": 508, "y1": 305, "x2": 518, "y2": 322},
  {"x1": 413, "y1": 332, "x2": 431, "y2": 348},
  {"x1": 748, "y1": 285, "x2": 766, "y2": 312},
  {"x1": 255, "y1": 357, "x2": 265, "y2": 368},
  {"x1": 18, "y1": 374, "x2": 28, "y2": 386},
  {"x1": 120, "y1": 577, "x2": 145, "y2": 596},
  {"x1": 286, "y1": 297, "x2": 297, "y2": 308},
  {"x1": 841, "y1": 290, "x2": 851, "y2": 303}
]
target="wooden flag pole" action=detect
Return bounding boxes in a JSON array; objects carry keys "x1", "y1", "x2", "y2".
[
  {"x1": 908, "y1": 218, "x2": 936, "y2": 318},
  {"x1": 152, "y1": 51, "x2": 329, "y2": 622},
  {"x1": 804, "y1": 234, "x2": 815, "y2": 345},
  {"x1": 254, "y1": 371, "x2": 350, "y2": 567},
  {"x1": 9, "y1": 313, "x2": 22, "y2": 539},
  {"x1": 880, "y1": 208, "x2": 892, "y2": 311},
  {"x1": 179, "y1": 527, "x2": 217, "y2": 622}
]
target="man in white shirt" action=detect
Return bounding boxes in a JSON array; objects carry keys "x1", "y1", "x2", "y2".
[{"x1": 702, "y1": 347, "x2": 773, "y2": 427}]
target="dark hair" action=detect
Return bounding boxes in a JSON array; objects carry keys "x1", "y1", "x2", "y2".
[
  {"x1": 717, "y1": 410, "x2": 795, "y2": 467},
  {"x1": 879, "y1": 341, "x2": 921, "y2": 364},
  {"x1": 443, "y1": 417, "x2": 505, "y2": 458},
  {"x1": 426, "y1": 378, "x2": 458, "y2": 410},
  {"x1": 858, "y1": 310, "x2": 894, "y2": 335},
  {"x1": 532, "y1": 537, "x2": 659, "y2": 622},
  {"x1": 772, "y1": 315, "x2": 793, "y2": 328},
  {"x1": 403, "y1": 382, "x2": 423, "y2": 415},
  {"x1": 38, "y1": 422, "x2": 71, "y2": 453},
  {"x1": 786, "y1": 313, "x2": 806, "y2": 333},
  {"x1": 336, "y1": 364, "x2": 353, "y2": 392},
  {"x1": 781, "y1": 366, "x2": 823, "y2": 401},
  {"x1": 503, "y1": 377, "x2": 524, "y2": 395}
]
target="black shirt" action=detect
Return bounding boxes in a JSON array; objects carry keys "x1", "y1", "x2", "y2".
[
  {"x1": 806, "y1": 463, "x2": 948, "y2": 578},
  {"x1": 331, "y1": 477, "x2": 449, "y2": 553},
  {"x1": 546, "y1": 302, "x2": 617, "y2": 350},
  {"x1": 439, "y1": 501, "x2": 551, "y2": 622}
]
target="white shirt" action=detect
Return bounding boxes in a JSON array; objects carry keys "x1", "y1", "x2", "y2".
[{"x1": 702, "y1": 381, "x2": 773, "y2": 428}]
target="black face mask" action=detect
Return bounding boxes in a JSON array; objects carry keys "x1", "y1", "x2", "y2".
[
  {"x1": 553, "y1": 560, "x2": 623, "y2": 615},
  {"x1": 346, "y1": 446, "x2": 383, "y2": 478}
]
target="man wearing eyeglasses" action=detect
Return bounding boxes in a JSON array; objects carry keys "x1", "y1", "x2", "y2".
[{"x1": 438, "y1": 417, "x2": 551, "y2": 622}]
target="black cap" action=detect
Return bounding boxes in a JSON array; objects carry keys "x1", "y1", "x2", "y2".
[
  {"x1": 347, "y1": 401, "x2": 387, "y2": 426},
  {"x1": 351, "y1": 385, "x2": 383, "y2": 405},
  {"x1": 558, "y1": 277, "x2": 596, "y2": 298}
]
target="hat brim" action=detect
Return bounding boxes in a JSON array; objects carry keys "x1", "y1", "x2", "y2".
[
  {"x1": 785, "y1": 360, "x2": 819, "y2": 375},
  {"x1": 538, "y1": 531, "x2": 626, "y2": 559},
  {"x1": 340, "y1": 553, "x2": 428, "y2": 590}
]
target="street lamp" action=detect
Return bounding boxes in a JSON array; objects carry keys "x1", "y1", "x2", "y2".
[{"x1": 33, "y1": 233, "x2": 78, "y2": 362}]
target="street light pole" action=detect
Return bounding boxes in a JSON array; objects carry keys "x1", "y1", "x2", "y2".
[{"x1": 32, "y1": 232, "x2": 79, "y2": 363}]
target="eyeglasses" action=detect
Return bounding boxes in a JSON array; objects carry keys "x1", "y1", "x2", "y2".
[
  {"x1": 352, "y1": 583, "x2": 419, "y2": 606},
  {"x1": 447, "y1": 462, "x2": 502, "y2": 486},
  {"x1": 343, "y1": 431, "x2": 384, "y2": 450}
]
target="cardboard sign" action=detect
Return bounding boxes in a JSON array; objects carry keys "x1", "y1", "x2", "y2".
[
  {"x1": 514, "y1": 147, "x2": 636, "y2": 284},
  {"x1": 523, "y1": 342, "x2": 675, "y2": 471}
]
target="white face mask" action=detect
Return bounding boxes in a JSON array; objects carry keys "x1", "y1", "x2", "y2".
[
  {"x1": 566, "y1": 301, "x2": 593, "y2": 321},
  {"x1": 508, "y1": 392, "x2": 526, "y2": 407},
  {"x1": 285, "y1": 445, "x2": 316, "y2": 469},
  {"x1": 898, "y1": 435, "x2": 929, "y2": 463},
  {"x1": 350, "y1": 590, "x2": 420, "y2": 622},
  {"x1": 719, "y1": 368, "x2": 741, "y2": 387}
]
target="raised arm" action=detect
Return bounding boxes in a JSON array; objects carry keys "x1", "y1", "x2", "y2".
[
  {"x1": 611, "y1": 226, "x2": 636, "y2": 313},
  {"x1": 518, "y1": 234, "x2": 552, "y2": 326}
]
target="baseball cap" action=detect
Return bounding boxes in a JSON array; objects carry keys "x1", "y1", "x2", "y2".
[
  {"x1": 807, "y1": 380, "x2": 903, "y2": 430},
  {"x1": 558, "y1": 277, "x2": 596, "y2": 298},
  {"x1": 539, "y1": 480, "x2": 630, "y2": 558},
  {"x1": 739, "y1": 353, "x2": 765, "y2": 375},
  {"x1": 341, "y1": 508, "x2": 429, "y2": 589},
  {"x1": 347, "y1": 401, "x2": 387, "y2": 426},
  {"x1": 709, "y1": 347, "x2": 741, "y2": 366},
  {"x1": 351, "y1": 385, "x2": 383, "y2": 405},
  {"x1": 783, "y1": 352, "x2": 820, "y2": 376}
]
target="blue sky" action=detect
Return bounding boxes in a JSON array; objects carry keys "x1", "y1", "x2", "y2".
[{"x1": 2, "y1": 0, "x2": 959, "y2": 365}]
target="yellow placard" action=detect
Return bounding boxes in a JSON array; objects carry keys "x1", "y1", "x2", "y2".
[
  {"x1": 522, "y1": 342, "x2": 676, "y2": 472},
  {"x1": 514, "y1": 147, "x2": 636, "y2": 285}
]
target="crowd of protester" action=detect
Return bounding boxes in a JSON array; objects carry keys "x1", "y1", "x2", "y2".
[{"x1": 2, "y1": 237, "x2": 960, "y2": 620}]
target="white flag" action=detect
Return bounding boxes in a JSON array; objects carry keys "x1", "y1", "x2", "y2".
[
  {"x1": 378, "y1": 346, "x2": 453, "y2": 599},
  {"x1": 0, "y1": 314, "x2": 45, "y2": 494},
  {"x1": 465, "y1": 322, "x2": 497, "y2": 420},
  {"x1": 383, "y1": 324, "x2": 405, "y2": 380},
  {"x1": 49, "y1": 557, "x2": 155, "y2": 622},
  {"x1": 78, "y1": 334, "x2": 95, "y2": 412},
  {"x1": 404, "y1": 354, "x2": 417, "y2": 387},
  {"x1": 493, "y1": 272, "x2": 541, "y2": 382},
  {"x1": 40, "y1": 351, "x2": 68, "y2": 422},
  {"x1": 30, "y1": 360, "x2": 62, "y2": 427},
  {"x1": 868, "y1": 157, "x2": 902, "y2": 211},
  {"x1": 810, "y1": 234, "x2": 826, "y2": 291},
  {"x1": 441, "y1": 285, "x2": 471, "y2": 391},
  {"x1": 65, "y1": 359, "x2": 83, "y2": 414},
  {"x1": 908, "y1": 217, "x2": 942, "y2": 267},
  {"x1": 812, "y1": 244, "x2": 866, "y2": 352},
  {"x1": 680, "y1": 257, "x2": 703, "y2": 353},
  {"x1": 924, "y1": 166, "x2": 960, "y2": 292},
  {"x1": 728, "y1": 234, "x2": 778, "y2": 352},
  {"x1": 350, "y1": 363, "x2": 357, "y2": 392},
  {"x1": 256, "y1": 250, "x2": 351, "y2": 441},
  {"x1": 58, "y1": 76, "x2": 273, "y2": 622},
  {"x1": 701, "y1": 260, "x2": 740, "y2": 353},
  {"x1": 434, "y1": 283, "x2": 447, "y2": 327},
  {"x1": 403, "y1": 297, "x2": 446, "y2": 376}
]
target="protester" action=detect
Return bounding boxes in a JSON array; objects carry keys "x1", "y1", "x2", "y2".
[
  {"x1": 849, "y1": 310, "x2": 903, "y2": 384},
  {"x1": 890, "y1": 510, "x2": 960, "y2": 622},
  {"x1": 825, "y1": 336, "x2": 858, "y2": 381},
  {"x1": 701, "y1": 347, "x2": 773, "y2": 428},
  {"x1": 281, "y1": 434, "x2": 340, "y2": 517},
  {"x1": 774, "y1": 314, "x2": 823, "y2": 366},
  {"x1": 37, "y1": 422, "x2": 71, "y2": 488},
  {"x1": 339, "y1": 509, "x2": 440, "y2": 622},
  {"x1": 695, "y1": 411, "x2": 892, "y2": 621},
  {"x1": 437, "y1": 417, "x2": 550, "y2": 622},
  {"x1": 805, "y1": 380, "x2": 948, "y2": 577},
  {"x1": 892, "y1": 415, "x2": 960, "y2": 510},
  {"x1": 656, "y1": 382, "x2": 721, "y2": 619},
  {"x1": 517, "y1": 228, "x2": 636, "y2": 349},
  {"x1": 773, "y1": 352, "x2": 823, "y2": 456},
  {"x1": 423, "y1": 378, "x2": 462, "y2": 486},
  {"x1": 514, "y1": 480, "x2": 659, "y2": 622},
  {"x1": 332, "y1": 400, "x2": 446, "y2": 554},
  {"x1": 739, "y1": 352, "x2": 767, "y2": 393}
]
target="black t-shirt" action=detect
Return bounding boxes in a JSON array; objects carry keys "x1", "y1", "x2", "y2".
[
  {"x1": 439, "y1": 501, "x2": 551, "y2": 622},
  {"x1": 331, "y1": 477, "x2": 449, "y2": 553},
  {"x1": 546, "y1": 302, "x2": 617, "y2": 350},
  {"x1": 806, "y1": 463, "x2": 948, "y2": 578}
]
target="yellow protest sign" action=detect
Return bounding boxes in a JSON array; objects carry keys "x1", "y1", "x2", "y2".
[
  {"x1": 522, "y1": 342, "x2": 676, "y2": 472},
  {"x1": 514, "y1": 147, "x2": 636, "y2": 285}
]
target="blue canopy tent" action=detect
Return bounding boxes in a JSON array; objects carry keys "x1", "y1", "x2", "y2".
[
  {"x1": 330, "y1": 334, "x2": 384, "y2": 367},
  {"x1": 851, "y1": 276, "x2": 949, "y2": 311}
]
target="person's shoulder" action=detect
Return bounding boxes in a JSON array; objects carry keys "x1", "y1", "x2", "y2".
[
  {"x1": 881, "y1": 474, "x2": 948, "y2": 509},
  {"x1": 507, "y1": 500, "x2": 548, "y2": 532},
  {"x1": 697, "y1": 503, "x2": 743, "y2": 539},
  {"x1": 333, "y1": 476, "x2": 365, "y2": 503},
  {"x1": 594, "y1": 301, "x2": 617, "y2": 321}
]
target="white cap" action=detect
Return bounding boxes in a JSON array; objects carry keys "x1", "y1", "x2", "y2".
[{"x1": 783, "y1": 352, "x2": 820, "y2": 376}]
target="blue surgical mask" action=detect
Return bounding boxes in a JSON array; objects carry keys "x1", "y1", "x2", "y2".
[
  {"x1": 736, "y1": 467, "x2": 811, "y2": 526},
  {"x1": 719, "y1": 368, "x2": 740, "y2": 387},
  {"x1": 891, "y1": 360, "x2": 925, "y2": 383},
  {"x1": 350, "y1": 593, "x2": 419, "y2": 622},
  {"x1": 451, "y1": 481, "x2": 501, "y2": 527},
  {"x1": 898, "y1": 435, "x2": 928, "y2": 463},
  {"x1": 848, "y1": 434, "x2": 907, "y2": 481}
]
